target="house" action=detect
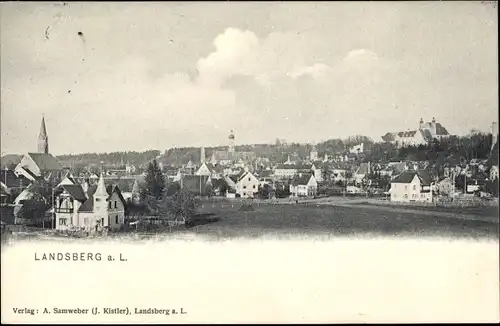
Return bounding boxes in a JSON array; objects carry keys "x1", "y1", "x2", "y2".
[
  {"x1": 310, "y1": 162, "x2": 324, "y2": 183},
  {"x1": 195, "y1": 162, "x2": 213, "y2": 177},
  {"x1": 54, "y1": 174, "x2": 127, "y2": 232},
  {"x1": 273, "y1": 164, "x2": 297, "y2": 180},
  {"x1": 183, "y1": 160, "x2": 196, "y2": 175},
  {"x1": 235, "y1": 171, "x2": 259, "y2": 198},
  {"x1": 436, "y1": 177, "x2": 455, "y2": 197},
  {"x1": 0, "y1": 169, "x2": 31, "y2": 203},
  {"x1": 349, "y1": 143, "x2": 364, "y2": 154},
  {"x1": 382, "y1": 117, "x2": 451, "y2": 148},
  {"x1": 490, "y1": 165, "x2": 499, "y2": 180},
  {"x1": 289, "y1": 174, "x2": 318, "y2": 198},
  {"x1": 389, "y1": 170, "x2": 433, "y2": 203},
  {"x1": 180, "y1": 174, "x2": 211, "y2": 196},
  {"x1": 354, "y1": 162, "x2": 371, "y2": 184}
]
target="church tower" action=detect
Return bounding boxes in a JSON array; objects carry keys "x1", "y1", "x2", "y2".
[
  {"x1": 200, "y1": 146, "x2": 206, "y2": 164},
  {"x1": 38, "y1": 116, "x2": 49, "y2": 154},
  {"x1": 228, "y1": 130, "x2": 235, "y2": 153}
]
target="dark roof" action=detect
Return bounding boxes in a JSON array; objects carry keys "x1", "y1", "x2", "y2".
[
  {"x1": 78, "y1": 183, "x2": 126, "y2": 212},
  {"x1": 381, "y1": 132, "x2": 396, "y2": 142},
  {"x1": 27, "y1": 153, "x2": 62, "y2": 171},
  {"x1": 391, "y1": 170, "x2": 431, "y2": 186},
  {"x1": 435, "y1": 123, "x2": 449, "y2": 135},
  {"x1": 181, "y1": 175, "x2": 210, "y2": 193},
  {"x1": 61, "y1": 184, "x2": 88, "y2": 202},
  {"x1": 0, "y1": 170, "x2": 30, "y2": 189},
  {"x1": 291, "y1": 174, "x2": 313, "y2": 186},
  {"x1": 0, "y1": 154, "x2": 23, "y2": 168},
  {"x1": 397, "y1": 130, "x2": 418, "y2": 138}
]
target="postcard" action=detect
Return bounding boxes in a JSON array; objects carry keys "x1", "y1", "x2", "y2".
[{"x1": 1, "y1": 1, "x2": 499, "y2": 324}]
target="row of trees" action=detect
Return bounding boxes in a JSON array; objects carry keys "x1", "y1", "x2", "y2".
[{"x1": 128, "y1": 160, "x2": 199, "y2": 220}]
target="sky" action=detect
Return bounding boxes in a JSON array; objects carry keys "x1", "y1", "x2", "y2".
[{"x1": 0, "y1": 1, "x2": 498, "y2": 156}]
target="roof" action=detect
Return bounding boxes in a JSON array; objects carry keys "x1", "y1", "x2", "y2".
[
  {"x1": 27, "y1": 153, "x2": 62, "y2": 171},
  {"x1": 356, "y1": 163, "x2": 370, "y2": 175},
  {"x1": 61, "y1": 184, "x2": 88, "y2": 202},
  {"x1": 435, "y1": 123, "x2": 449, "y2": 135},
  {"x1": 397, "y1": 130, "x2": 418, "y2": 138},
  {"x1": 290, "y1": 174, "x2": 313, "y2": 186},
  {"x1": 181, "y1": 175, "x2": 210, "y2": 193},
  {"x1": 78, "y1": 183, "x2": 126, "y2": 212},
  {"x1": 391, "y1": 170, "x2": 431, "y2": 186},
  {"x1": 0, "y1": 154, "x2": 23, "y2": 168},
  {"x1": 0, "y1": 169, "x2": 30, "y2": 189}
]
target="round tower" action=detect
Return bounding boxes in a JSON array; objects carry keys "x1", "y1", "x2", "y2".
[{"x1": 228, "y1": 130, "x2": 235, "y2": 153}]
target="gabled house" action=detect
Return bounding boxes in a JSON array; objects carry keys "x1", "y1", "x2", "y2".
[
  {"x1": 289, "y1": 174, "x2": 317, "y2": 198},
  {"x1": 0, "y1": 169, "x2": 31, "y2": 203},
  {"x1": 195, "y1": 162, "x2": 214, "y2": 177},
  {"x1": 310, "y1": 162, "x2": 324, "y2": 183},
  {"x1": 354, "y1": 162, "x2": 371, "y2": 184},
  {"x1": 389, "y1": 170, "x2": 433, "y2": 203},
  {"x1": 180, "y1": 174, "x2": 211, "y2": 196},
  {"x1": 235, "y1": 171, "x2": 259, "y2": 198},
  {"x1": 54, "y1": 174, "x2": 126, "y2": 232}
]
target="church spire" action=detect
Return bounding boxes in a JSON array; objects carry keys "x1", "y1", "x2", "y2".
[
  {"x1": 95, "y1": 172, "x2": 108, "y2": 197},
  {"x1": 38, "y1": 115, "x2": 49, "y2": 154}
]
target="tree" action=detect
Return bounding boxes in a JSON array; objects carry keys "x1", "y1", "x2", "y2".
[
  {"x1": 164, "y1": 182, "x2": 181, "y2": 197},
  {"x1": 141, "y1": 159, "x2": 165, "y2": 200},
  {"x1": 258, "y1": 184, "x2": 272, "y2": 199},
  {"x1": 158, "y1": 188, "x2": 200, "y2": 220}
]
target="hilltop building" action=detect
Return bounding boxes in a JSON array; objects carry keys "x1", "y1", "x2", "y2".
[{"x1": 382, "y1": 117, "x2": 451, "y2": 148}]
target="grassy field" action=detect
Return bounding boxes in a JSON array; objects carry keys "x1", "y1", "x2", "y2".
[
  {"x1": 351, "y1": 201, "x2": 499, "y2": 218},
  {"x1": 188, "y1": 200, "x2": 499, "y2": 240}
]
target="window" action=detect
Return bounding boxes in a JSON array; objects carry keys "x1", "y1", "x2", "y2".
[
  {"x1": 115, "y1": 215, "x2": 118, "y2": 224},
  {"x1": 405, "y1": 185, "x2": 408, "y2": 190},
  {"x1": 84, "y1": 218, "x2": 90, "y2": 225},
  {"x1": 404, "y1": 194, "x2": 408, "y2": 199},
  {"x1": 253, "y1": 185, "x2": 256, "y2": 189},
  {"x1": 243, "y1": 186, "x2": 246, "y2": 189},
  {"x1": 59, "y1": 218, "x2": 67, "y2": 226},
  {"x1": 413, "y1": 185, "x2": 416, "y2": 190},
  {"x1": 108, "y1": 201, "x2": 111, "y2": 209},
  {"x1": 101, "y1": 218, "x2": 104, "y2": 225},
  {"x1": 114, "y1": 201, "x2": 117, "y2": 208},
  {"x1": 95, "y1": 198, "x2": 101, "y2": 202},
  {"x1": 248, "y1": 178, "x2": 251, "y2": 181}
]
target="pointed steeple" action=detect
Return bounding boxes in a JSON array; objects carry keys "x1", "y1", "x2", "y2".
[
  {"x1": 38, "y1": 115, "x2": 49, "y2": 154},
  {"x1": 95, "y1": 173, "x2": 108, "y2": 197}
]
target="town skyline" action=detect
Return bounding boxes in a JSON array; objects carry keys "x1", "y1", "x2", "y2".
[{"x1": 1, "y1": 2, "x2": 498, "y2": 155}]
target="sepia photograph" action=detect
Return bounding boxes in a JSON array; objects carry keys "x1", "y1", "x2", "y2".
[{"x1": 1, "y1": 1, "x2": 499, "y2": 324}]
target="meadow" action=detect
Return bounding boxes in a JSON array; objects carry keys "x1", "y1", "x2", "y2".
[{"x1": 187, "y1": 199, "x2": 499, "y2": 240}]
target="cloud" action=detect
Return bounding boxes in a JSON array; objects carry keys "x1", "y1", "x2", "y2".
[
  {"x1": 196, "y1": 28, "x2": 331, "y2": 87},
  {"x1": 288, "y1": 63, "x2": 331, "y2": 80}
]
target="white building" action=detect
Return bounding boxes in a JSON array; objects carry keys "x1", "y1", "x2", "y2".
[
  {"x1": 54, "y1": 174, "x2": 126, "y2": 232},
  {"x1": 382, "y1": 117, "x2": 451, "y2": 148},
  {"x1": 349, "y1": 143, "x2": 364, "y2": 154},
  {"x1": 235, "y1": 171, "x2": 260, "y2": 198},
  {"x1": 389, "y1": 170, "x2": 433, "y2": 203},
  {"x1": 289, "y1": 174, "x2": 318, "y2": 198}
]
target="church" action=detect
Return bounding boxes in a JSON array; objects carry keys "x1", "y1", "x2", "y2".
[
  {"x1": 208, "y1": 130, "x2": 255, "y2": 166},
  {"x1": 14, "y1": 116, "x2": 64, "y2": 182}
]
